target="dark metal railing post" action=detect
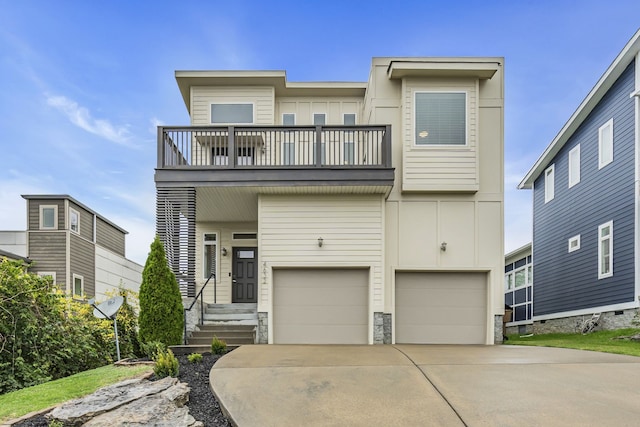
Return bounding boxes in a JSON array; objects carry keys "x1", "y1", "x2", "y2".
[
  {"x1": 157, "y1": 126, "x2": 164, "y2": 169},
  {"x1": 383, "y1": 125, "x2": 392, "y2": 168},
  {"x1": 228, "y1": 126, "x2": 236, "y2": 168},
  {"x1": 315, "y1": 125, "x2": 322, "y2": 167}
]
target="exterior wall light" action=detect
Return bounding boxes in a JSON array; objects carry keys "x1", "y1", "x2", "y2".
[
  {"x1": 318, "y1": 237, "x2": 323, "y2": 247},
  {"x1": 440, "y1": 242, "x2": 447, "y2": 252},
  {"x1": 221, "y1": 247, "x2": 228, "y2": 256}
]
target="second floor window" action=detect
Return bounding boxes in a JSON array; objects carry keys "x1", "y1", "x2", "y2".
[
  {"x1": 568, "y1": 145, "x2": 580, "y2": 188},
  {"x1": 544, "y1": 164, "x2": 555, "y2": 203},
  {"x1": 70, "y1": 208, "x2": 80, "y2": 234},
  {"x1": 415, "y1": 92, "x2": 466, "y2": 145},
  {"x1": 40, "y1": 205, "x2": 58, "y2": 230},
  {"x1": 598, "y1": 119, "x2": 613, "y2": 169},
  {"x1": 211, "y1": 104, "x2": 253, "y2": 124}
]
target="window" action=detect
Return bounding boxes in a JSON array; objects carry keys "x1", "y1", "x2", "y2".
[
  {"x1": 343, "y1": 113, "x2": 356, "y2": 126},
  {"x1": 415, "y1": 92, "x2": 466, "y2": 145},
  {"x1": 568, "y1": 235, "x2": 581, "y2": 253},
  {"x1": 40, "y1": 205, "x2": 58, "y2": 230},
  {"x1": 69, "y1": 208, "x2": 80, "y2": 234},
  {"x1": 598, "y1": 221, "x2": 613, "y2": 279},
  {"x1": 211, "y1": 103, "x2": 253, "y2": 124},
  {"x1": 568, "y1": 145, "x2": 580, "y2": 188},
  {"x1": 203, "y1": 233, "x2": 217, "y2": 279},
  {"x1": 505, "y1": 273, "x2": 514, "y2": 290},
  {"x1": 282, "y1": 113, "x2": 295, "y2": 126},
  {"x1": 73, "y1": 274, "x2": 84, "y2": 298},
  {"x1": 544, "y1": 164, "x2": 555, "y2": 203},
  {"x1": 37, "y1": 271, "x2": 56, "y2": 284},
  {"x1": 598, "y1": 119, "x2": 613, "y2": 169},
  {"x1": 514, "y1": 268, "x2": 526, "y2": 288},
  {"x1": 313, "y1": 113, "x2": 326, "y2": 125},
  {"x1": 232, "y1": 232, "x2": 257, "y2": 240}
]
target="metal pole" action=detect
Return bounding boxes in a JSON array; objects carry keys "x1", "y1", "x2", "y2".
[{"x1": 113, "y1": 316, "x2": 121, "y2": 361}]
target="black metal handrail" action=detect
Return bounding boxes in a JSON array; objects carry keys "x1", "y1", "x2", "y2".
[{"x1": 183, "y1": 272, "x2": 215, "y2": 345}]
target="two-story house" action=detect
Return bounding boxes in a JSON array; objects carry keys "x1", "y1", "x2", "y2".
[
  {"x1": 155, "y1": 57, "x2": 505, "y2": 345},
  {"x1": 519, "y1": 29, "x2": 640, "y2": 332},
  {"x1": 20, "y1": 195, "x2": 142, "y2": 300}
]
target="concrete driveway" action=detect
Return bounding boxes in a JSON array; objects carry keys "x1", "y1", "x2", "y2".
[{"x1": 210, "y1": 345, "x2": 640, "y2": 426}]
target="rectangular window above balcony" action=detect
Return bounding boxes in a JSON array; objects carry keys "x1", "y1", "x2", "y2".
[
  {"x1": 211, "y1": 103, "x2": 254, "y2": 124},
  {"x1": 415, "y1": 92, "x2": 466, "y2": 146}
]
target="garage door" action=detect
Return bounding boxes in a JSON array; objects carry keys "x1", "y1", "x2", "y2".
[
  {"x1": 273, "y1": 269, "x2": 368, "y2": 344},
  {"x1": 395, "y1": 272, "x2": 486, "y2": 344}
]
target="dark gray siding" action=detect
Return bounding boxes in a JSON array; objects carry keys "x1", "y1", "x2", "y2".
[
  {"x1": 70, "y1": 233, "x2": 95, "y2": 297},
  {"x1": 69, "y1": 201, "x2": 94, "y2": 242},
  {"x1": 96, "y1": 217, "x2": 125, "y2": 256},
  {"x1": 27, "y1": 199, "x2": 65, "y2": 230},
  {"x1": 28, "y1": 231, "x2": 67, "y2": 291},
  {"x1": 532, "y1": 61, "x2": 636, "y2": 316}
]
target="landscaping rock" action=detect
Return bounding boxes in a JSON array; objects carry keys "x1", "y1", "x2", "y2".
[{"x1": 46, "y1": 377, "x2": 182, "y2": 426}]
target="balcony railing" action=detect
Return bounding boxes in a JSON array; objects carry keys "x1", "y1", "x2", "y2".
[{"x1": 157, "y1": 125, "x2": 391, "y2": 169}]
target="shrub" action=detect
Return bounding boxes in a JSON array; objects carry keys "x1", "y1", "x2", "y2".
[
  {"x1": 187, "y1": 353, "x2": 203, "y2": 363},
  {"x1": 211, "y1": 336, "x2": 227, "y2": 355},
  {"x1": 141, "y1": 341, "x2": 167, "y2": 360},
  {"x1": 153, "y1": 349, "x2": 179, "y2": 378},
  {"x1": 138, "y1": 236, "x2": 184, "y2": 347}
]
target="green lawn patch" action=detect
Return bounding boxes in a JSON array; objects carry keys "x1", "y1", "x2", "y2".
[
  {"x1": 0, "y1": 364, "x2": 152, "y2": 423},
  {"x1": 505, "y1": 328, "x2": 640, "y2": 357}
]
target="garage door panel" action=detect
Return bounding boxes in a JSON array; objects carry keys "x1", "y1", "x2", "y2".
[
  {"x1": 396, "y1": 272, "x2": 486, "y2": 344},
  {"x1": 273, "y1": 269, "x2": 368, "y2": 344}
]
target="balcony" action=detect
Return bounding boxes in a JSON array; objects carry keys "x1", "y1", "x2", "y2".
[{"x1": 155, "y1": 125, "x2": 394, "y2": 189}]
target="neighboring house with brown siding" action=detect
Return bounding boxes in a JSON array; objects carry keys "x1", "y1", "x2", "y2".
[
  {"x1": 20, "y1": 195, "x2": 142, "y2": 300},
  {"x1": 156, "y1": 57, "x2": 505, "y2": 345}
]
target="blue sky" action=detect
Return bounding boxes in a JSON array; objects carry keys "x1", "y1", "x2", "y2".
[{"x1": 1, "y1": 1, "x2": 639, "y2": 264}]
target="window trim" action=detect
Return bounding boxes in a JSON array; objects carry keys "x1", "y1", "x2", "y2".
[
  {"x1": 568, "y1": 234, "x2": 581, "y2": 253},
  {"x1": 39, "y1": 205, "x2": 58, "y2": 230},
  {"x1": 598, "y1": 118, "x2": 614, "y2": 169},
  {"x1": 313, "y1": 113, "x2": 326, "y2": 126},
  {"x1": 282, "y1": 113, "x2": 296, "y2": 126},
  {"x1": 568, "y1": 145, "x2": 580, "y2": 188},
  {"x1": 210, "y1": 103, "x2": 255, "y2": 125},
  {"x1": 203, "y1": 232, "x2": 218, "y2": 280},
  {"x1": 544, "y1": 164, "x2": 555, "y2": 203},
  {"x1": 72, "y1": 274, "x2": 84, "y2": 299},
  {"x1": 413, "y1": 90, "x2": 468, "y2": 147},
  {"x1": 598, "y1": 221, "x2": 613, "y2": 279},
  {"x1": 69, "y1": 208, "x2": 80, "y2": 234}
]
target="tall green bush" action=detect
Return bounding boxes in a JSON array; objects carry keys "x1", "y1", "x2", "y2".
[
  {"x1": 0, "y1": 259, "x2": 116, "y2": 393},
  {"x1": 138, "y1": 236, "x2": 184, "y2": 346}
]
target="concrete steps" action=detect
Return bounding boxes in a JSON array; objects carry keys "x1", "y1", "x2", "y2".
[{"x1": 202, "y1": 303, "x2": 258, "y2": 326}]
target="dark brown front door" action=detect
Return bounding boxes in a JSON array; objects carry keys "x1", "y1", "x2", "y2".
[{"x1": 232, "y1": 247, "x2": 258, "y2": 303}]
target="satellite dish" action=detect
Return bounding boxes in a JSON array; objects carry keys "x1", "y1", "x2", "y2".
[
  {"x1": 93, "y1": 296, "x2": 124, "y2": 320},
  {"x1": 90, "y1": 296, "x2": 125, "y2": 361}
]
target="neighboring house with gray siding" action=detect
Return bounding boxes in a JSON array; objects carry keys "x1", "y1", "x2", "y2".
[
  {"x1": 21, "y1": 195, "x2": 142, "y2": 300},
  {"x1": 519, "y1": 29, "x2": 640, "y2": 332},
  {"x1": 156, "y1": 56, "x2": 505, "y2": 345}
]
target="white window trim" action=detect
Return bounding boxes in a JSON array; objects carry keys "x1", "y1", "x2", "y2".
[
  {"x1": 568, "y1": 145, "x2": 580, "y2": 188},
  {"x1": 343, "y1": 113, "x2": 357, "y2": 125},
  {"x1": 39, "y1": 205, "x2": 58, "y2": 230},
  {"x1": 72, "y1": 274, "x2": 84, "y2": 298},
  {"x1": 37, "y1": 271, "x2": 56, "y2": 284},
  {"x1": 210, "y1": 102, "x2": 255, "y2": 125},
  {"x1": 313, "y1": 113, "x2": 326, "y2": 125},
  {"x1": 568, "y1": 235, "x2": 581, "y2": 253},
  {"x1": 598, "y1": 221, "x2": 613, "y2": 279},
  {"x1": 544, "y1": 164, "x2": 555, "y2": 203},
  {"x1": 69, "y1": 208, "x2": 80, "y2": 234},
  {"x1": 413, "y1": 90, "x2": 468, "y2": 147},
  {"x1": 282, "y1": 113, "x2": 296, "y2": 126},
  {"x1": 598, "y1": 118, "x2": 614, "y2": 169},
  {"x1": 203, "y1": 232, "x2": 218, "y2": 280}
]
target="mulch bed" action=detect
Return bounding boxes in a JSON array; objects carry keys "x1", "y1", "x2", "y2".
[{"x1": 12, "y1": 353, "x2": 231, "y2": 427}]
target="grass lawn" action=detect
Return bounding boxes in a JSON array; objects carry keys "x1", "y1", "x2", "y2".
[
  {"x1": 0, "y1": 364, "x2": 153, "y2": 423},
  {"x1": 505, "y1": 327, "x2": 640, "y2": 357}
]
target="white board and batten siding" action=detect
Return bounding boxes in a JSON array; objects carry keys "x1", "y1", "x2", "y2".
[
  {"x1": 94, "y1": 246, "x2": 142, "y2": 301},
  {"x1": 277, "y1": 98, "x2": 362, "y2": 125},
  {"x1": 190, "y1": 86, "x2": 275, "y2": 125},
  {"x1": 402, "y1": 77, "x2": 478, "y2": 192},
  {"x1": 259, "y1": 194, "x2": 385, "y2": 312}
]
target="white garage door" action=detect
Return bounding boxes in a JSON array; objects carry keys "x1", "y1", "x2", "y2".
[
  {"x1": 273, "y1": 269, "x2": 368, "y2": 344},
  {"x1": 395, "y1": 272, "x2": 487, "y2": 344}
]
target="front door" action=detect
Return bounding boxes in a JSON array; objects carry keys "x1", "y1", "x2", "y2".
[{"x1": 232, "y1": 247, "x2": 258, "y2": 303}]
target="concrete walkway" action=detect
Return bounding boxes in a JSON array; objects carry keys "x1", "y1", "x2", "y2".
[{"x1": 210, "y1": 345, "x2": 640, "y2": 426}]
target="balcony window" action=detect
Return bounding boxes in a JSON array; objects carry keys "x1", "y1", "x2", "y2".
[
  {"x1": 415, "y1": 92, "x2": 466, "y2": 145},
  {"x1": 211, "y1": 103, "x2": 253, "y2": 124},
  {"x1": 282, "y1": 113, "x2": 295, "y2": 126},
  {"x1": 343, "y1": 113, "x2": 356, "y2": 126},
  {"x1": 313, "y1": 113, "x2": 326, "y2": 125}
]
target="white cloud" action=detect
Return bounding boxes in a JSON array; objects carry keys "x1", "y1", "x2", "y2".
[{"x1": 46, "y1": 95, "x2": 136, "y2": 147}]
